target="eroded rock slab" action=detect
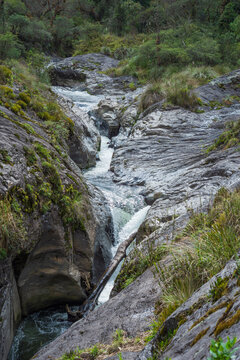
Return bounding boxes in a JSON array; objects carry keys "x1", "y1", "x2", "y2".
[
  {"x1": 111, "y1": 105, "x2": 240, "y2": 245},
  {"x1": 34, "y1": 268, "x2": 161, "y2": 360}
]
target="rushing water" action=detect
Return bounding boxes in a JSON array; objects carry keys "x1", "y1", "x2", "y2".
[{"x1": 9, "y1": 88, "x2": 149, "y2": 360}]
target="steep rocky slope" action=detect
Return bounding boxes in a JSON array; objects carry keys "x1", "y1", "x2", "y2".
[
  {"x1": 34, "y1": 64, "x2": 240, "y2": 360},
  {"x1": 0, "y1": 64, "x2": 114, "y2": 360}
]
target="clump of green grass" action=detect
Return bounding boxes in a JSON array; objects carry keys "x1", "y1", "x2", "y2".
[
  {"x1": 114, "y1": 244, "x2": 167, "y2": 293},
  {"x1": 0, "y1": 65, "x2": 13, "y2": 85},
  {"x1": 209, "y1": 277, "x2": 229, "y2": 303},
  {"x1": 206, "y1": 119, "x2": 240, "y2": 153},
  {"x1": 0, "y1": 85, "x2": 15, "y2": 99},
  {"x1": 139, "y1": 83, "x2": 164, "y2": 112},
  {"x1": 0, "y1": 197, "x2": 26, "y2": 252},
  {"x1": 34, "y1": 142, "x2": 51, "y2": 160},
  {"x1": 0, "y1": 149, "x2": 13, "y2": 165},
  {"x1": 139, "y1": 66, "x2": 213, "y2": 112},
  {"x1": 23, "y1": 146, "x2": 37, "y2": 166}
]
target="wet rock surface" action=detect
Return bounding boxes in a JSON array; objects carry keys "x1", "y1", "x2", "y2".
[{"x1": 49, "y1": 54, "x2": 143, "y2": 141}]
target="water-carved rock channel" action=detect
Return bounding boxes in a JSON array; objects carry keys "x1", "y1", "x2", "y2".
[
  {"x1": 8, "y1": 87, "x2": 149, "y2": 360},
  {"x1": 5, "y1": 55, "x2": 240, "y2": 360}
]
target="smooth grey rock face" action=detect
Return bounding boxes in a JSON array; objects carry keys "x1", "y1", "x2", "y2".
[
  {"x1": 0, "y1": 260, "x2": 21, "y2": 360},
  {"x1": 17, "y1": 208, "x2": 88, "y2": 315},
  {"x1": 34, "y1": 268, "x2": 161, "y2": 360},
  {"x1": 195, "y1": 68, "x2": 240, "y2": 103},
  {"x1": 111, "y1": 105, "x2": 240, "y2": 246}
]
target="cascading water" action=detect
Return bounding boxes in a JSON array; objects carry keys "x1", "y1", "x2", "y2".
[{"x1": 8, "y1": 87, "x2": 149, "y2": 360}]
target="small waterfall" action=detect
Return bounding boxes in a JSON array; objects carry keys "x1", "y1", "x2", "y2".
[{"x1": 98, "y1": 205, "x2": 150, "y2": 304}]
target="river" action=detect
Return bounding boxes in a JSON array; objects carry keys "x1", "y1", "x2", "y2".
[{"x1": 8, "y1": 87, "x2": 149, "y2": 360}]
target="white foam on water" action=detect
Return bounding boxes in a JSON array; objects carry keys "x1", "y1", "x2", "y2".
[
  {"x1": 52, "y1": 87, "x2": 103, "y2": 111},
  {"x1": 98, "y1": 205, "x2": 150, "y2": 304},
  {"x1": 85, "y1": 136, "x2": 114, "y2": 177}
]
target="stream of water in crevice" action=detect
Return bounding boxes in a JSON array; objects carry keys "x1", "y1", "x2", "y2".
[{"x1": 8, "y1": 88, "x2": 150, "y2": 360}]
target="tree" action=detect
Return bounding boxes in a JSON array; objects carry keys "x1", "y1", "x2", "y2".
[
  {"x1": 219, "y1": 1, "x2": 238, "y2": 29},
  {"x1": 0, "y1": 31, "x2": 22, "y2": 59}
]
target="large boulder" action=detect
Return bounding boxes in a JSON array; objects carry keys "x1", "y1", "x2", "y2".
[{"x1": 49, "y1": 54, "x2": 138, "y2": 96}]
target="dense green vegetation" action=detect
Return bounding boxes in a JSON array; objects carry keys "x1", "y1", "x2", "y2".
[
  {"x1": 0, "y1": 0, "x2": 240, "y2": 78},
  {"x1": 1, "y1": 0, "x2": 240, "y2": 114}
]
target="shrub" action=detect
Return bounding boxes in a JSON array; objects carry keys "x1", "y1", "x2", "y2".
[
  {"x1": 157, "y1": 45, "x2": 189, "y2": 66},
  {"x1": 26, "y1": 50, "x2": 50, "y2": 82},
  {"x1": 208, "y1": 337, "x2": 239, "y2": 360},
  {"x1": 187, "y1": 37, "x2": 221, "y2": 65},
  {"x1": 0, "y1": 248, "x2": 7, "y2": 259},
  {"x1": 20, "y1": 19, "x2": 53, "y2": 51}
]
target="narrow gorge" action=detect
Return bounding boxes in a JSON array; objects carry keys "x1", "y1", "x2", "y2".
[{"x1": 1, "y1": 52, "x2": 240, "y2": 360}]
